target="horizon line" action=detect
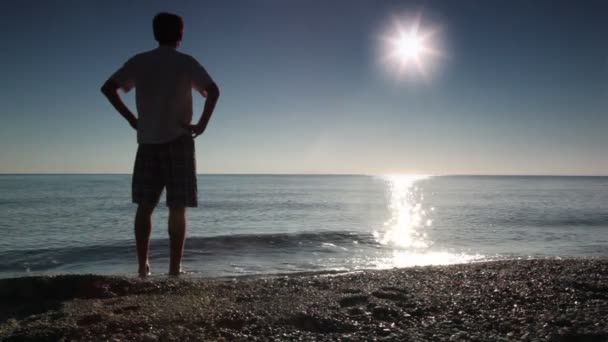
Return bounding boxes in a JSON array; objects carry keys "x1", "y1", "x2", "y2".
[{"x1": 0, "y1": 172, "x2": 607, "y2": 177}]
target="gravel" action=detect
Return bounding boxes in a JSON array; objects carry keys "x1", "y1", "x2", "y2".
[{"x1": 1, "y1": 259, "x2": 607, "y2": 341}]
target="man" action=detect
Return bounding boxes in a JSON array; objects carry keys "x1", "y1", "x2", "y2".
[{"x1": 101, "y1": 12, "x2": 220, "y2": 277}]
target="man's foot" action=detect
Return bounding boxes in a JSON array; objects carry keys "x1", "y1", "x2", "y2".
[
  {"x1": 168, "y1": 267, "x2": 184, "y2": 277},
  {"x1": 138, "y1": 264, "x2": 151, "y2": 278}
]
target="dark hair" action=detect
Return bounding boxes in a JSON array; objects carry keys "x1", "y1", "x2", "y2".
[{"x1": 153, "y1": 12, "x2": 183, "y2": 45}]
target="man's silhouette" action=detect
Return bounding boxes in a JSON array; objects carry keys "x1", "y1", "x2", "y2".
[{"x1": 101, "y1": 12, "x2": 220, "y2": 277}]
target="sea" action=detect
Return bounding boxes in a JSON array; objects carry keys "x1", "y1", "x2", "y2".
[{"x1": 0, "y1": 174, "x2": 607, "y2": 279}]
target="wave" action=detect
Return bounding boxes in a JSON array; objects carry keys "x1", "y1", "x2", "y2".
[
  {"x1": 0, "y1": 231, "x2": 380, "y2": 272},
  {"x1": 200, "y1": 200, "x2": 345, "y2": 211},
  {"x1": 184, "y1": 231, "x2": 377, "y2": 249},
  {"x1": 493, "y1": 213, "x2": 608, "y2": 228}
]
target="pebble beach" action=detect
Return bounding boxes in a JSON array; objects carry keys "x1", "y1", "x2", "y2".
[{"x1": 1, "y1": 259, "x2": 607, "y2": 341}]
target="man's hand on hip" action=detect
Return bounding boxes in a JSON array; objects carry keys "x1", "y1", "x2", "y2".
[{"x1": 183, "y1": 123, "x2": 206, "y2": 138}]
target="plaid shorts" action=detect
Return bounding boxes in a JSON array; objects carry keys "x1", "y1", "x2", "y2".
[{"x1": 132, "y1": 134, "x2": 198, "y2": 208}]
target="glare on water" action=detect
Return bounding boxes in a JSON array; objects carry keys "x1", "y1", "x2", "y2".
[
  {"x1": 374, "y1": 174, "x2": 485, "y2": 267},
  {"x1": 374, "y1": 174, "x2": 431, "y2": 249}
]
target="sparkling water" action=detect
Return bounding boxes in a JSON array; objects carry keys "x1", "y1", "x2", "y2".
[{"x1": 1, "y1": 174, "x2": 607, "y2": 278}]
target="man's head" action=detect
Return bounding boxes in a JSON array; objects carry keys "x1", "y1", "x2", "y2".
[{"x1": 153, "y1": 12, "x2": 183, "y2": 47}]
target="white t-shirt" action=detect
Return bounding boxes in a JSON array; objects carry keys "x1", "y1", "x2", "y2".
[{"x1": 111, "y1": 46, "x2": 214, "y2": 144}]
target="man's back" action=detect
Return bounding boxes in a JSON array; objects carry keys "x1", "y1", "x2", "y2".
[
  {"x1": 101, "y1": 12, "x2": 219, "y2": 277},
  {"x1": 112, "y1": 46, "x2": 213, "y2": 144}
]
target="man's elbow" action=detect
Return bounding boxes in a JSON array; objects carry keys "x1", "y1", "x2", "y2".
[
  {"x1": 101, "y1": 80, "x2": 117, "y2": 96},
  {"x1": 206, "y1": 82, "x2": 220, "y2": 100}
]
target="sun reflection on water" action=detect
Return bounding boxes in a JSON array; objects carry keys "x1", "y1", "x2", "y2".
[
  {"x1": 374, "y1": 174, "x2": 431, "y2": 249},
  {"x1": 374, "y1": 174, "x2": 485, "y2": 267}
]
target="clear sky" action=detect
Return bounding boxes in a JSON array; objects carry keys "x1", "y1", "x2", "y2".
[{"x1": 1, "y1": 0, "x2": 606, "y2": 175}]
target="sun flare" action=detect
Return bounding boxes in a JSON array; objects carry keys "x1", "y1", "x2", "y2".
[
  {"x1": 380, "y1": 14, "x2": 442, "y2": 79},
  {"x1": 395, "y1": 31, "x2": 424, "y2": 60}
]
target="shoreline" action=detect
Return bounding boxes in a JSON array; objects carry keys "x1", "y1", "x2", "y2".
[
  {"x1": 0, "y1": 255, "x2": 583, "y2": 282},
  {"x1": 1, "y1": 259, "x2": 607, "y2": 341}
]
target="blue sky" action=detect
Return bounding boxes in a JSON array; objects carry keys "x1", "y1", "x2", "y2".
[{"x1": 1, "y1": 0, "x2": 607, "y2": 175}]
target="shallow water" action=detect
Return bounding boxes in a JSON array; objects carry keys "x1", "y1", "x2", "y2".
[{"x1": 1, "y1": 174, "x2": 607, "y2": 278}]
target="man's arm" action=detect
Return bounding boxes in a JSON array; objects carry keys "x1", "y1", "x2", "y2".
[
  {"x1": 101, "y1": 79, "x2": 138, "y2": 130},
  {"x1": 189, "y1": 82, "x2": 220, "y2": 138}
]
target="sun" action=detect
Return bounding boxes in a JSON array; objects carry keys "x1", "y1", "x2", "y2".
[
  {"x1": 380, "y1": 14, "x2": 442, "y2": 79},
  {"x1": 396, "y1": 31, "x2": 424, "y2": 61}
]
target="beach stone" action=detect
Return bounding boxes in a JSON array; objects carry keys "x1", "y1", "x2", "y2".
[
  {"x1": 284, "y1": 312, "x2": 355, "y2": 333},
  {"x1": 141, "y1": 333, "x2": 158, "y2": 342},
  {"x1": 341, "y1": 288, "x2": 362, "y2": 294},
  {"x1": 449, "y1": 331, "x2": 468, "y2": 341},
  {"x1": 377, "y1": 328, "x2": 392, "y2": 337},
  {"x1": 76, "y1": 313, "x2": 104, "y2": 326},
  {"x1": 216, "y1": 316, "x2": 246, "y2": 330},
  {"x1": 371, "y1": 306, "x2": 399, "y2": 321},
  {"x1": 347, "y1": 307, "x2": 365, "y2": 316},
  {"x1": 339, "y1": 294, "x2": 369, "y2": 307}
]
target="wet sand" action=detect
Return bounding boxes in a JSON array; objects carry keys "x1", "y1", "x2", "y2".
[{"x1": 1, "y1": 259, "x2": 607, "y2": 341}]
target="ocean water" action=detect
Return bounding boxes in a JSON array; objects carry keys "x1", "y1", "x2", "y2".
[{"x1": 0, "y1": 174, "x2": 607, "y2": 279}]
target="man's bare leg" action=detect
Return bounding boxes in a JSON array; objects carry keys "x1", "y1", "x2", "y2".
[
  {"x1": 135, "y1": 204, "x2": 154, "y2": 277},
  {"x1": 168, "y1": 207, "x2": 187, "y2": 276}
]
